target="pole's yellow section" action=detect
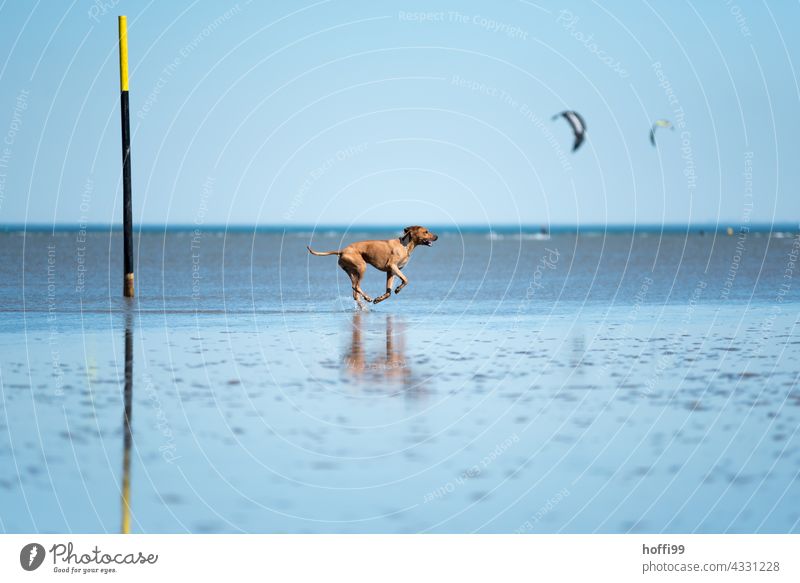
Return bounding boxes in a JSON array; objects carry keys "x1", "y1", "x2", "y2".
[{"x1": 118, "y1": 16, "x2": 129, "y2": 91}]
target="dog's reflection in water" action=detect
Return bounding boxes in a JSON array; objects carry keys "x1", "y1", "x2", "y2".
[{"x1": 343, "y1": 311, "x2": 424, "y2": 397}]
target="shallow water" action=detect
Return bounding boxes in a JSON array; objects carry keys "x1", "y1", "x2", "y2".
[{"x1": 1, "y1": 228, "x2": 799, "y2": 532}]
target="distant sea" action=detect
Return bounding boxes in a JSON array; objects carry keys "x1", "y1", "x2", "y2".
[{"x1": 1, "y1": 226, "x2": 798, "y2": 533}]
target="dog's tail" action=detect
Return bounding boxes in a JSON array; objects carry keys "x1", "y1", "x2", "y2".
[{"x1": 307, "y1": 246, "x2": 341, "y2": 257}]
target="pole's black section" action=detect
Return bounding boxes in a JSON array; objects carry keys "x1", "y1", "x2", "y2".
[{"x1": 120, "y1": 90, "x2": 134, "y2": 297}]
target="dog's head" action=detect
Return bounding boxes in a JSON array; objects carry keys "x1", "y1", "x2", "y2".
[{"x1": 403, "y1": 226, "x2": 438, "y2": 247}]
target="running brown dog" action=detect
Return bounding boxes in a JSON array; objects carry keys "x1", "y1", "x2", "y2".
[{"x1": 307, "y1": 226, "x2": 438, "y2": 307}]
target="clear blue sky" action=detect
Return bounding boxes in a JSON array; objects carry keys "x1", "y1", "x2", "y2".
[{"x1": 0, "y1": 0, "x2": 797, "y2": 227}]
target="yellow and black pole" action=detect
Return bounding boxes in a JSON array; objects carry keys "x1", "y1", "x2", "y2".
[{"x1": 118, "y1": 16, "x2": 134, "y2": 297}]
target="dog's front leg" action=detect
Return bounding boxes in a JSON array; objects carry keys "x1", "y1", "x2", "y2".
[
  {"x1": 374, "y1": 272, "x2": 395, "y2": 304},
  {"x1": 391, "y1": 265, "x2": 409, "y2": 294}
]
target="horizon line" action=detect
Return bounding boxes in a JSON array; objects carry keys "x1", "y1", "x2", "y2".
[{"x1": 2, "y1": 222, "x2": 798, "y2": 233}]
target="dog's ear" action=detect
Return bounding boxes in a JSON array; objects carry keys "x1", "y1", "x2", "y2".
[{"x1": 403, "y1": 226, "x2": 420, "y2": 234}]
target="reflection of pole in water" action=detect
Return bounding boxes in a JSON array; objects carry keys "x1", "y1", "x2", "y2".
[{"x1": 121, "y1": 311, "x2": 133, "y2": 533}]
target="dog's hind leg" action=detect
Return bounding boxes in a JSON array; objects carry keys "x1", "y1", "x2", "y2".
[
  {"x1": 390, "y1": 264, "x2": 409, "y2": 294},
  {"x1": 340, "y1": 255, "x2": 372, "y2": 305},
  {"x1": 373, "y1": 272, "x2": 395, "y2": 304},
  {"x1": 338, "y1": 257, "x2": 362, "y2": 308},
  {"x1": 347, "y1": 274, "x2": 364, "y2": 309},
  {"x1": 353, "y1": 264, "x2": 372, "y2": 303}
]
